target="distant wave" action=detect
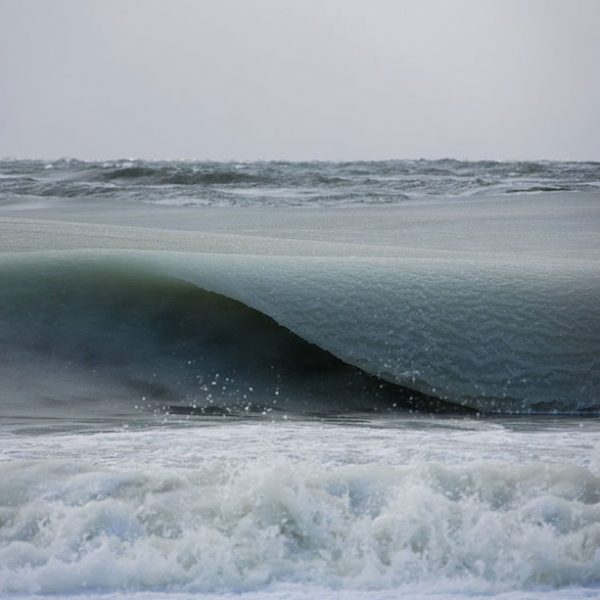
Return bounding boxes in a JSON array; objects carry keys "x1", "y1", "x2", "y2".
[
  {"x1": 96, "y1": 165, "x2": 261, "y2": 186},
  {"x1": 1, "y1": 159, "x2": 599, "y2": 206}
]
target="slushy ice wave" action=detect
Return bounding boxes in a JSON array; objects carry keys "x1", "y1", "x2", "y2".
[
  {"x1": 1, "y1": 164, "x2": 598, "y2": 414},
  {"x1": 1, "y1": 424, "x2": 599, "y2": 595},
  {"x1": 0, "y1": 248, "x2": 598, "y2": 414}
]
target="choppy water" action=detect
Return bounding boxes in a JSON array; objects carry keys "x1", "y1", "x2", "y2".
[
  {"x1": 1, "y1": 417, "x2": 600, "y2": 599},
  {"x1": 0, "y1": 159, "x2": 599, "y2": 599},
  {"x1": 2, "y1": 158, "x2": 600, "y2": 207}
]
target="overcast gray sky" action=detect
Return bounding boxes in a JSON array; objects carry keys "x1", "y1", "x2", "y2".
[{"x1": 1, "y1": 0, "x2": 599, "y2": 161}]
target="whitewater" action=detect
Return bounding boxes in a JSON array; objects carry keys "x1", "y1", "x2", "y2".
[{"x1": 0, "y1": 159, "x2": 599, "y2": 599}]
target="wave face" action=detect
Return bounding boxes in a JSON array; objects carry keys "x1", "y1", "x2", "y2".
[
  {"x1": 0, "y1": 249, "x2": 598, "y2": 416},
  {"x1": 1, "y1": 158, "x2": 600, "y2": 207},
  {"x1": 0, "y1": 256, "x2": 452, "y2": 422},
  {"x1": 0, "y1": 162, "x2": 599, "y2": 415}
]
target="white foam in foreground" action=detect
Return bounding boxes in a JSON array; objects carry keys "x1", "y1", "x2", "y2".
[{"x1": 0, "y1": 419, "x2": 599, "y2": 597}]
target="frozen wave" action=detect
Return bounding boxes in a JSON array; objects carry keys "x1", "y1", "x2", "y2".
[
  {"x1": 0, "y1": 192, "x2": 598, "y2": 414},
  {"x1": 0, "y1": 249, "x2": 597, "y2": 414}
]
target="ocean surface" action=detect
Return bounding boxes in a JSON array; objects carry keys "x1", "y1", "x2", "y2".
[{"x1": 0, "y1": 159, "x2": 599, "y2": 599}]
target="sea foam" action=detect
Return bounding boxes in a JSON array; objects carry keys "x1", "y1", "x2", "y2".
[{"x1": 1, "y1": 423, "x2": 599, "y2": 596}]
